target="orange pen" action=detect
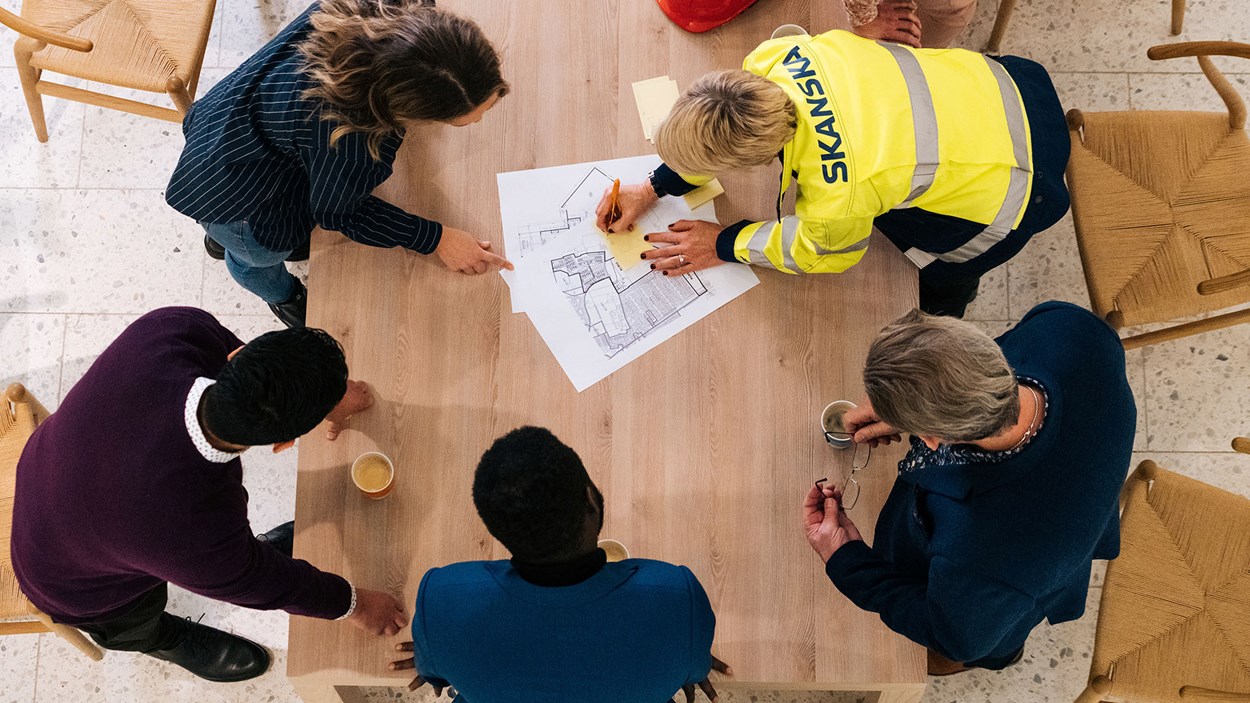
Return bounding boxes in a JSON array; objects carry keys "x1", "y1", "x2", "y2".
[{"x1": 607, "y1": 178, "x2": 622, "y2": 230}]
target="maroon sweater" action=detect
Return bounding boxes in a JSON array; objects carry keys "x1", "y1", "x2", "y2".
[{"x1": 11, "y1": 307, "x2": 351, "y2": 624}]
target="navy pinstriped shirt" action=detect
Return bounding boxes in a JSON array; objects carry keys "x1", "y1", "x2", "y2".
[{"x1": 166, "y1": 4, "x2": 442, "y2": 254}]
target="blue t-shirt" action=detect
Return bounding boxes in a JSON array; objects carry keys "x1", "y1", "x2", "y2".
[{"x1": 412, "y1": 559, "x2": 715, "y2": 703}]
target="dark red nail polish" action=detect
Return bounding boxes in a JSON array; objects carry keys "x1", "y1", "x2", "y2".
[
  {"x1": 607, "y1": 229, "x2": 614, "y2": 234},
  {"x1": 650, "y1": 263, "x2": 655, "y2": 270},
  {"x1": 643, "y1": 235, "x2": 649, "y2": 241},
  {"x1": 639, "y1": 253, "x2": 646, "y2": 260},
  {"x1": 662, "y1": 271, "x2": 669, "y2": 276}
]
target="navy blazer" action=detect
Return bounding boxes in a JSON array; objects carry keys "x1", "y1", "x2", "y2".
[
  {"x1": 826, "y1": 302, "x2": 1134, "y2": 664},
  {"x1": 166, "y1": 3, "x2": 441, "y2": 254}
]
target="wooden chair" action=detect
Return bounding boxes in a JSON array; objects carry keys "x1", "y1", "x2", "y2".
[
  {"x1": 987, "y1": 0, "x2": 1187, "y2": 53},
  {"x1": 0, "y1": 383, "x2": 102, "y2": 661},
  {"x1": 0, "y1": 0, "x2": 217, "y2": 142},
  {"x1": 1075, "y1": 460, "x2": 1250, "y2": 703},
  {"x1": 1064, "y1": 41, "x2": 1250, "y2": 350}
]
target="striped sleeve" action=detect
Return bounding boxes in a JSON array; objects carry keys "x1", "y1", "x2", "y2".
[
  {"x1": 716, "y1": 215, "x2": 872, "y2": 274},
  {"x1": 299, "y1": 131, "x2": 443, "y2": 254}
]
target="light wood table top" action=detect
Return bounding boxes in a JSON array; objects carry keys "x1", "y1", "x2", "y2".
[{"x1": 289, "y1": 2, "x2": 924, "y2": 701}]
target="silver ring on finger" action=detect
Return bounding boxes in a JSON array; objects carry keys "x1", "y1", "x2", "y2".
[{"x1": 678, "y1": 254, "x2": 686, "y2": 265}]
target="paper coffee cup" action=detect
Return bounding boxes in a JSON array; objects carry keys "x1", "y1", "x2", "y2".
[
  {"x1": 598, "y1": 538, "x2": 630, "y2": 562},
  {"x1": 821, "y1": 400, "x2": 857, "y2": 449},
  {"x1": 351, "y1": 451, "x2": 395, "y2": 500}
]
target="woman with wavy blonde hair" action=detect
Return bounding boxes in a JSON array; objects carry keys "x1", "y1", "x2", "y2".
[{"x1": 167, "y1": 0, "x2": 511, "y2": 328}]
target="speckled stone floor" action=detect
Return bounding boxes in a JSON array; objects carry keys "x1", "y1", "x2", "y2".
[{"x1": 2, "y1": 0, "x2": 1247, "y2": 701}]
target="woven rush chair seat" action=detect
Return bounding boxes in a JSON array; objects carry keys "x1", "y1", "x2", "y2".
[
  {"x1": 1065, "y1": 41, "x2": 1250, "y2": 349},
  {"x1": 1075, "y1": 461, "x2": 1250, "y2": 703},
  {"x1": 0, "y1": 385, "x2": 40, "y2": 621},
  {"x1": 22, "y1": 0, "x2": 214, "y2": 92},
  {"x1": 0, "y1": 384, "x2": 102, "y2": 660},
  {"x1": 0, "y1": 0, "x2": 216, "y2": 141}
]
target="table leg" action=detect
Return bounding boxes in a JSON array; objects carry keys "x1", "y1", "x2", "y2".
[
  {"x1": 289, "y1": 675, "x2": 347, "y2": 703},
  {"x1": 877, "y1": 685, "x2": 927, "y2": 703}
]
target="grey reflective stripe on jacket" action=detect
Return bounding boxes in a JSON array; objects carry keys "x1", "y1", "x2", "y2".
[
  {"x1": 747, "y1": 217, "x2": 804, "y2": 272},
  {"x1": 879, "y1": 42, "x2": 939, "y2": 208},
  {"x1": 880, "y1": 46, "x2": 1033, "y2": 269}
]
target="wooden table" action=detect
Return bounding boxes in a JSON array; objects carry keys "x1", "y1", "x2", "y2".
[{"x1": 288, "y1": 2, "x2": 924, "y2": 701}]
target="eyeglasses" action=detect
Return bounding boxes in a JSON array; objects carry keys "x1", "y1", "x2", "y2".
[{"x1": 817, "y1": 436, "x2": 871, "y2": 511}]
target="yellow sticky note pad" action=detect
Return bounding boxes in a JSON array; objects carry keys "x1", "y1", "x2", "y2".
[
  {"x1": 599, "y1": 227, "x2": 652, "y2": 269},
  {"x1": 683, "y1": 178, "x2": 725, "y2": 210},
  {"x1": 632, "y1": 76, "x2": 680, "y2": 142}
]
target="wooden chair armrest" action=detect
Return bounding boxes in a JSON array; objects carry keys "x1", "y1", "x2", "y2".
[
  {"x1": 1148, "y1": 41, "x2": 1250, "y2": 61},
  {"x1": 1149, "y1": 43, "x2": 1249, "y2": 128},
  {"x1": 1198, "y1": 269, "x2": 1250, "y2": 296},
  {"x1": 0, "y1": 6, "x2": 92, "y2": 52},
  {"x1": 1234, "y1": 437, "x2": 1250, "y2": 454}
]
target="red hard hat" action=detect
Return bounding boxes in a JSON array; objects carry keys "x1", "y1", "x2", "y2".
[{"x1": 656, "y1": 0, "x2": 761, "y2": 33}]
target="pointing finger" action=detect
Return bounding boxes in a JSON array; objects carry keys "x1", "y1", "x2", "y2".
[{"x1": 484, "y1": 251, "x2": 514, "y2": 271}]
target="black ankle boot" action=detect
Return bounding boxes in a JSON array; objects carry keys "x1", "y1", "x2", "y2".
[
  {"x1": 204, "y1": 235, "x2": 226, "y2": 261},
  {"x1": 285, "y1": 239, "x2": 310, "y2": 262},
  {"x1": 268, "y1": 281, "x2": 307, "y2": 328},
  {"x1": 148, "y1": 617, "x2": 270, "y2": 683},
  {"x1": 257, "y1": 521, "x2": 294, "y2": 558}
]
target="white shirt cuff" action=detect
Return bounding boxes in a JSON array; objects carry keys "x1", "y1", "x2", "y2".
[{"x1": 335, "y1": 581, "x2": 357, "y2": 621}]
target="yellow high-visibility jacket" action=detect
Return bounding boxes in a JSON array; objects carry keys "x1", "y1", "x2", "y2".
[{"x1": 691, "y1": 31, "x2": 1035, "y2": 274}]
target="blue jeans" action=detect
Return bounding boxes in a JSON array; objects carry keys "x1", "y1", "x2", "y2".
[{"x1": 202, "y1": 221, "x2": 297, "y2": 305}]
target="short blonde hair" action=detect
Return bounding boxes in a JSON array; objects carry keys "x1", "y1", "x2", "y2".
[
  {"x1": 655, "y1": 70, "x2": 796, "y2": 175},
  {"x1": 863, "y1": 310, "x2": 1020, "y2": 443}
]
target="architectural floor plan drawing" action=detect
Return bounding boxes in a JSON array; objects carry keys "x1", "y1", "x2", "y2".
[
  {"x1": 551, "y1": 249, "x2": 710, "y2": 358},
  {"x1": 497, "y1": 155, "x2": 760, "y2": 391},
  {"x1": 513, "y1": 167, "x2": 612, "y2": 257}
]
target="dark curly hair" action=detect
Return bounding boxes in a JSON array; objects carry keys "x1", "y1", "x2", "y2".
[
  {"x1": 472, "y1": 427, "x2": 603, "y2": 563},
  {"x1": 202, "y1": 327, "x2": 348, "y2": 446}
]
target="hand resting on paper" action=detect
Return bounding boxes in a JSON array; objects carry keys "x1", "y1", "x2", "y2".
[{"x1": 640, "y1": 220, "x2": 724, "y2": 276}]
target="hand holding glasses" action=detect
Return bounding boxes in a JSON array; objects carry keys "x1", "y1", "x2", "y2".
[{"x1": 820, "y1": 400, "x2": 872, "y2": 510}]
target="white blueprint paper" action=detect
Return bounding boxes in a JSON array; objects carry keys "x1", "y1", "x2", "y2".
[{"x1": 496, "y1": 155, "x2": 759, "y2": 391}]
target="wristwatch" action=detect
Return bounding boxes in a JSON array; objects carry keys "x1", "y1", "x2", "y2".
[{"x1": 647, "y1": 170, "x2": 667, "y2": 198}]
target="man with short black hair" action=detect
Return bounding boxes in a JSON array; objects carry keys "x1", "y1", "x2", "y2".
[
  {"x1": 391, "y1": 426, "x2": 728, "y2": 702},
  {"x1": 11, "y1": 307, "x2": 406, "y2": 683}
]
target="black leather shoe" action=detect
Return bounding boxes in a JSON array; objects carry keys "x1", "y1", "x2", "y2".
[
  {"x1": 268, "y1": 281, "x2": 307, "y2": 328},
  {"x1": 149, "y1": 617, "x2": 270, "y2": 683},
  {"x1": 285, "y1": 239, "x2": 310, "y2": 262},
  {"x1": 204, "y1": 235, "x2": 226, "y2": 261},
  {"x1": 257, "y1": 521, "x2": 294, "y2": 558}
]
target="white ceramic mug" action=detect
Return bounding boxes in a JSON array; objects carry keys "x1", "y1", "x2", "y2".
[
  {"x1": 598, "y1": 538, "x2": 630, "y2": 562},
  {"x1": 821, "y1": 400, "x2": 857, "y2": 450}
]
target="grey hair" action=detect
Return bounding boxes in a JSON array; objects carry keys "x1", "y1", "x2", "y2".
[{"x1": 863, "y1": 310, "x2": 1020, "y2": 443}]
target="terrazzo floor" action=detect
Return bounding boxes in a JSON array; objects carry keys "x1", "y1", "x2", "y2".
[{"x1": 2, "y1": 0, "x2": 1248, "y2": 701}]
